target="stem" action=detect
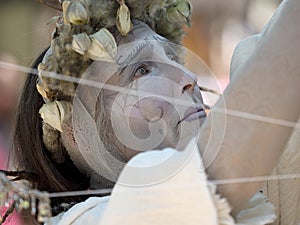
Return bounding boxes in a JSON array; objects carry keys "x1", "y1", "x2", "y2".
[
  {"x1": 117, "y1": 0, "x2": 125, "y2": 5},
  {"x1": 0, "y1": 203, "x2": 15, "y2": 225}
]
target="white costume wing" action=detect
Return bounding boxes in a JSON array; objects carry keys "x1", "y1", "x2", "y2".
[{"x1": 230, "y1": 1, "x2": 300, "y2": 223}]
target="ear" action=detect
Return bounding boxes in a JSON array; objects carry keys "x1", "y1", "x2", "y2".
[{"x1": 37, "y1": 0, "x2": 62, "y2": 11}]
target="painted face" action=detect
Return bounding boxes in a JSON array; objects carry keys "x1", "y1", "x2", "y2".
[
  {"x1": 97, "y1": 21, "x2": 206, "y2": 159},
  {"x1": 61, "y1": 21, "x2": 206, "y2": 185}
]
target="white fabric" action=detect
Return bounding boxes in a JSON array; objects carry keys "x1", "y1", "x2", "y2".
[
  {"x1": 236, "y1": 192, "x2": 276, "y2": 225},
  {"x1": 46, "y1": 140, "x2": 219, "y2": 225},
  {"x1": 46, "y1": 197, "x2": 109, "y2": 225},
  {"x1": 46, "y1": 139, "x2": 276, "y2": 225},
  {"x1": 100, "y1": 139, "x2": 219, "y2": 225}
]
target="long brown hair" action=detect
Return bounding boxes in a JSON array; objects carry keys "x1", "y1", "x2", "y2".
[{"x1": 12, "y1": 49, "x2": 90, "y2": 213}]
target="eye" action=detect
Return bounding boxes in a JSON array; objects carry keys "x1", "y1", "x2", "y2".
[{"x1": 134, "y1": 64, "x2": 151, "y2": 78}]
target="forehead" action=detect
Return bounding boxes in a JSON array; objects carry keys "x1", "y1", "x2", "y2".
[
  {"x1": 115, "y1": 21, "x2": 180, "y2": 66},
  {"x1": 116, "y1": 21, "x2": 167, "y2": 45},
  {"x1": 116, "y1": 20, "x2": 179, "y2": 56}
]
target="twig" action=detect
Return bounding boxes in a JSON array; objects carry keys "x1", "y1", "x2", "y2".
[
  {"x1": 37, "y1": 0, "x2": 63, "y2": 11},
  {"x1": 0, "y1": 203, "x2": 15, "y2": 225}
]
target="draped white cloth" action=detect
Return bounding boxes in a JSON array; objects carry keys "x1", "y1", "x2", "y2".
[{"x1": 46, "y1": 139, "x2": 275, "y2": 225}]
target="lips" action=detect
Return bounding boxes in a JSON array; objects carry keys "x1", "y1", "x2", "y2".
[{"x1": 178, "y1": 107, "x2": 206, "y2": 124}]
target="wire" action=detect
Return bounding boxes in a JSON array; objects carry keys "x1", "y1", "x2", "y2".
[
  {"x1": 1, "y1": 61, "x2": 300, "y2": 199},
  {"x1": 48, "y1": 188, "x2": 113, "y2": 198},
  {"x1": 1, "y1": 61, "x2": 299, "y2": 129},
  {"x1": 45, "y1": 173, "x2": 300, "y2": 198}
]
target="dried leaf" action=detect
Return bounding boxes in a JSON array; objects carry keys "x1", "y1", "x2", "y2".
[
  {"x1": 177, "y1": 0, "x2": 191, "y2": 18},
  {"x1": 47, "y1": 15, "x2": 61, "y2": 25},
  {"x1": 87, "y1": 28, "x2": 117, "y2": 62},
  {"x1": 167, "y1": 7, "x2": 184, "y2": 23},
  {"x1": 116, "y1": 3, "x2": 133, "y2": 36},
  {"x1": 36, "y1": 83, "x2": 48, "y2": 100},
  {"x1": 72, "y1": 32, "x2": 91, "y2": 55},
  {"x1": 166, "y1": 0, "x2": 191, "y2": 24},
  {"x1": 56, "y1": 100, "x2": 73, "y2": 122},
  {"x1": 39, "y1": 101, "x2": 72, "y2": 132},
  {"x1": 38, "y1": 0, "x2": 63, "y2": 11},
  {"x1": 62, "y1": 1, "x2": 71, "y2": 24},
  {"x1": 67, "y1": 1, "x2": 89, "y2": 25}
]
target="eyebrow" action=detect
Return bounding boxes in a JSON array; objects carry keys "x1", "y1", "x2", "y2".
[
  {"x1": 152, "y1": 35, "x2": 181, "y2": 62},
  {"x1": 152, "y1": 35, "x2": 177, "y2": 52},
  {"x1": 116, "y1": 38, "x2": 154, "y2": 68}
]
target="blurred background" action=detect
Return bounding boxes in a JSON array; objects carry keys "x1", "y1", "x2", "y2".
[
  {"x1": 0, "y1": 0, "x2": 282, "y2": 223},
  {"x1": 185, "y1": 0, "x2": 282, "y2": 88}
]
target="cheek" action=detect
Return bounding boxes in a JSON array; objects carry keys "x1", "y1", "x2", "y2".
[
  {"x1": 107, "y1": 74, "x2": 186, "y2": 150},
  {"x1": 128, "y1": 106, "x2": 152, "y2": 139},
  {"x1": 110, "y1": 95, "x2": 176, "y2": 142},
  {"x1": 111, "y1": 97, "x2": 163, "y2": 140}
]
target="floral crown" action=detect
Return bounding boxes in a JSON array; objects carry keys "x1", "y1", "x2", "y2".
[{"x1": 37, "y1": 0, "x2": 192, "y2": 99}]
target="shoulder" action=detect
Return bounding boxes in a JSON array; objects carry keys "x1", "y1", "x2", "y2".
[{"x1": 46, "y1": 196, "x2": 109, "y2": 225}]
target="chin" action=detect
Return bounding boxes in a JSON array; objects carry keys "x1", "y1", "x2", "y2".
[{"x1": 153, "y1": 126, "x2": 179, "y2": 150}]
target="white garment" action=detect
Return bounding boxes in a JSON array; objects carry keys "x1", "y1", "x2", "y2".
[
  {"x1": 46, "y1": 197, "x2": 109, "y2": 225},
  {"x1": 46, "y1": 139, "x2": 275, "y2": 225}
]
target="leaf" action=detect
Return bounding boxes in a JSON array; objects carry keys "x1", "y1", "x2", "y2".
[
  {"x1": 46, "y1": 15, "x2": 61, "y2": 25},
  {"x1": 36, "y1": 83, "x2": 48, "y2": 100},
  {"x1": 166, "y1": 0, "x2": 191, "y2": 24},
  {"x1": 87, "y1": 28, "x2": 117, "y2": 62},
  {"x1": 39, "y1": 101, "x2": 72, "y2": 132},
  {"x1": 62, "y1": 1, "x2": 71, "y2": 24},
  {"x1": 177, "y1": 0, "x2": 191, "y2": 18},
  {"x1": 116, "y1": 3, "x2": 133, "y2": 36},
  {"x1": 72, "y1": 32, "x2": 92, "y2": 55},
  {"x1": 37, "y1": 0, "x2": 62, "y2": 11},
  {"x1": 67, "y1": 1, "x2": 89, "y2": 25}
]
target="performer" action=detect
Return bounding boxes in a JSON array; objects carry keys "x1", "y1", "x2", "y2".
[{"x1": 0, "y1": 0, "x2": 299, "y2": 224}]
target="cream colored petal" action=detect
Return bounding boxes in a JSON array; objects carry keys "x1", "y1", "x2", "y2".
[
  {"x1": 166, "y1": 6, "x2": 187, "y2": 23},
  {"x1": 36, "y1": 83, "x2": 48, "y2": 100},
  {"x1": 56, "y1": 101, "x2": 73, "y2": 123},
  {"x1": 72, "y1": 32, "x2": 91, "y2": 55},
  {"x1": 87, "y1": 28, "x2": 117, "y2": 62},
  {"x1": 176, "y1": 0, "x2": 191, "y2": 18},
  {"x1": 62, "y1": 1, "x2": 71, "y2": 25},
  {"x1": 67, "y1": 2, "x2": 89, "y2": 25},
  {"x1": 86, "y1": 41, "x2": 114, "y2": 62},
  {"x1": 166, "y1": 0, "x2": 191, "y2": 24},
  {"x1": 39, "y1": 101, "x2": 72, "y2": 132},
  {"x1": 116, "y1": 3, "x2": 133, "y2": 36}
]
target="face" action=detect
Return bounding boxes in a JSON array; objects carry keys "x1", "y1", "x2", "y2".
[
  {"x1": 96, "y1": 21, "x2": 206, "y2": 160},
  {"x1": 62, "y1": 21, "x2": 206, "y2": 184}
]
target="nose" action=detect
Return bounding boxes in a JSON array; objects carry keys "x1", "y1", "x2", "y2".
[{"x1": 179, "y1": 71, "x2": 197, "y2": 94}]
